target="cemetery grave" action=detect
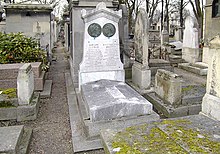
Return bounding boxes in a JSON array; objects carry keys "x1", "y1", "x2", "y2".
[
  {"x1": 67, "y1": 3, "x2": 160, "y2": 152},
  {"x1": 1, "y1": 0, "x2": 220, "y2": 153},
  {"x1": 145, "y1": 69, "x2": 206, "y2": 118},
  {"x1": 0, "y1": 125, "x2": 32, "y2": 154},
  {"x1": 0, "y1": 63, "x2": 40, "y2": 121},
  {"x1": 178, "y1": 16, "x2": 208, "y2": 76}
]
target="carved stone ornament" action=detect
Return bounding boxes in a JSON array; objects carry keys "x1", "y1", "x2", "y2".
[
  {"x1": 88, "y1": 23, "x2": 102, "y2": 38},
  {"x1": 103, "y1": 23, "x2": 116, "y2": 38}
]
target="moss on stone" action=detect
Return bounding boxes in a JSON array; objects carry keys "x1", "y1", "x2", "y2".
[
  {"x1": 182, "y1": 85, "x2": 194, "y2": 92},
  {"x1": 112, "y1": 124, "x2": 187, "y2": 153},
  {"x1": 0, "y1": 101, "x2": 15, "y2": 108},
  {"x1": 163, "y1": 121, "x2": 220, "y2": 153},
  {"x1": 0, "y1": 88, "x2": 17, "y2": 98},
  {"x1": 111, "y1": 119, "x2": 220, "y2": 153}
]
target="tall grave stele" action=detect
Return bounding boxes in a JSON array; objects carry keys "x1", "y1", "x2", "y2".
[
  {"x1": 132, "y1": 8, "x2": 151, "y2": 90},
  {"x1": 182, "y1": 16, "x2": 200, "y2": 63},
  {"x1": 201, "y1": 35, "x2": 220, "y2": 121},
  {"x1": 79, "y1": 2, "x2": 125, "y2": 88}
]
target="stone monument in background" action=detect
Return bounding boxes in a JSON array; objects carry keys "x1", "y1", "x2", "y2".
[
  {"x1": 202, "y1": 35, "x2": 220, "y2": 121},
  {"x1": 132, "y1": 8, "x2": 151, "y2": 90},
  {"x1": 69, "y1": 0, "x2": 118, "y2": 85},
  {"x1": 182, "y1": 16, "x2": 200, "y2": 63},
  {"x1": 79, "y1": 2, "x2": 124, "y2": 89}
]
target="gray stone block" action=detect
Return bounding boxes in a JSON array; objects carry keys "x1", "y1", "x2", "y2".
[
  {"x1": 34, "y1": 71, "x2": 46, "y2": 91},
  {"x1": 0, "y1": 107, "x2": 17, "y2": 120},
  {"x1": 40, "y1": 80, "x2": 52, "y2": 98},
  {"x1": 188, "y1": 104, "x2": 201, "y2": 115},
  {"x1": 0, "y1": 125, "x2": 24, "y2": 154},
  {"x1": 17, "y1": 93, "x2": 40, "y2": 121},
  {"x1": 84, "y1": 111, "x2": 159, "y2": 138},
  {"x1": 81, "y1": 79, "x2": 153, "y2": 122},
  {"x1": 202, "y1": 93, "x2": 220, "y2": 121},
  {"x1": 17, "y1": 128, "x2": 32, "y2": 154},
  {"x1": 178, "y1": 63, "x2": 208, "y2": 76},
  {"x1": 132, "y1": 62, "x2": 151, "y2": 90},
  {"x1": 145, "y1": 92, "x2": 201, "y2": 118}
]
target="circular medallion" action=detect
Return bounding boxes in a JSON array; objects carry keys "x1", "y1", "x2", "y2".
[
  {"x1": 88, "y1": 23, "x2": 101, "y2": 38},
  {"x1": 103, "y1": 23, "x2": 116, "y2": 38}
]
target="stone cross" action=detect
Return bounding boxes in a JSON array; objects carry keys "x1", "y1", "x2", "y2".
[
  {"x1": 134, "y1": 8, "x2": 149, "y2": 67},
  {"x1": 183, "y1": 16, "x2": 199, "y2": 49},
  {"x1": 17, "y1": 63, "x2": 34, "y2": 105}
]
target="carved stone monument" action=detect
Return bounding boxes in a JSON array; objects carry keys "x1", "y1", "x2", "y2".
[
  {"x1": 201, "y1": 35, "x2": 220, "y2": 121},
  {"x1": 132, "y1": 8, "x2": 151, "y2": 89},
  {"x1": 79, "y1": 2, "x2": 125, "y2": 89},
  {"x1": 182, "y1": 16, "x2": 200, "y2": 63},
  {"x1": 17, "y1": 63, "x2": 34, "y2": 105}
]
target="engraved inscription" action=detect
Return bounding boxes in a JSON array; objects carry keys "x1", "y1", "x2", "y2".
[
  {"x1": 103, "y1": 23, "x2": 116, "y2": 38},
  {"x1": 83, "y1": 39, "x2": 120, "y2": 71},
  {"x1": 88, "y1": 23, "x2": 102, "y2": 38}
]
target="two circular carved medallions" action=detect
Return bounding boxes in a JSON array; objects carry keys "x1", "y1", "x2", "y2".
[{"x1": 88, "y1": 23, "x2": 116, "y2": 38}]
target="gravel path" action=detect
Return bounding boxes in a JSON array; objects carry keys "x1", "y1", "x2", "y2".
[{"x1": 0, "y1": 42, "x2": 105, "y2": 154}]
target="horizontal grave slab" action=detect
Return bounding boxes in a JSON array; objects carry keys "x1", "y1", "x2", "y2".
[{"x1": 81, "y1": 79, "x2": 153, "y2": 122}]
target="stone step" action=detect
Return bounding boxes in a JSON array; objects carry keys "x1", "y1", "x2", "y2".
[
  {"x1": 178, "y1": 63, "x2": 208, "y2": 76},
  {"x1": 144, "y1": 92, "x2": 202, "y2": 118},
  {"x1": 101, "y1": 115, "x2": 220, "y2": 154},
  {"x1": 17, "y1": 128, "x2": 32, "y2": 154},
  {"x1": 40, "y1": 80, "x2": 53, "y2": 98},
  {"x1": 181, "y1": 85, "x2": 206, "y2": 105},
  {"x1": 0, "y1": 125, "x2": 32, "y2": 154}
]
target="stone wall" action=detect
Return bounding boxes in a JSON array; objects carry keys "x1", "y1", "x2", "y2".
[
  {"x1": 0, "y1": 62, "x2": 45, "y2": 91},
  {"x1": 204, "y1": 0, "x2": 220, "y2": 41},
  {"x1": 5, "y1": 4, "x2": 52, "y2": 56}
]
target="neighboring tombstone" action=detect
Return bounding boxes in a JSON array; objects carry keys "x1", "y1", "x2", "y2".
[
  {"x1": 79, "y1": 2, "x2": 124, "y2": 89},
  {"x1": 202, "y1": 35, "x2": 220, "y2": 121},
  {"x1": 182, "y1": 16, "x2": 200, "y2": 63},
  {"x1": 17, "y1": 63, "x2": 34, "y2": 105},
  {"x1": 119, "y1": 4, "x2": 131, "y2": 68},
  {"x1": 155, "y1": 69, "x2": 182, "y2": 106},
  {"x1": 161, "y1": 29, "x2": 169, "y2": 45},
  {"x1": 132, "y1": 8, "x2": 151, "y2": 90},
  {"x1": 175, "y1": 27, "x2": 182, "y2": 41}
]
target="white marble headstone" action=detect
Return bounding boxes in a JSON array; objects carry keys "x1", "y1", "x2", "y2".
[
  {"x1": 134, "y1": 8, "x2": 149, "y2": 66},
  {"x1": 183, "y1": 16, "x2": 199, "y2": 49},
  {"x1": 79, "y1": 2, "x2": 125, "y2": 89},
  {"x1": 17, "y1": 63, "x2": 34, "y2": 105}
]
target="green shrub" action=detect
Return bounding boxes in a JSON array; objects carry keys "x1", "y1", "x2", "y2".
[{"x1": 0, "y1": 32, "x2": 47, "y2": 70}]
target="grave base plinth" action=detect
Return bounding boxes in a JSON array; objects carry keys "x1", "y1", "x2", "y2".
[
  {"x1": 202, "y1": 93, "x2": 220, "y2": 121},
  {"x1": 132, "y1": 62, "x2": 151, "y2": 90}
]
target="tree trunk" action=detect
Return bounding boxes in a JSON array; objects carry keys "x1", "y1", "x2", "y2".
[
  {"x1": 161, "y1": 0, "x2": 164, "y2": 31},
  {"x1": 189, "y1": 0, "x2": 203, "y2": 38}
]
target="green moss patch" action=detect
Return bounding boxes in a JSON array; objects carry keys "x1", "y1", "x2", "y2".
[
  {"x1": 111, "y1": 119, "x2": 220, "y2": 153},
  {"x1": 160, "y1": 119, "x2": 220, "y2": 153},
  {"x1": 0, "y1": 101, "x2": 15, "y2": 108},
  {"x1": 0, "y1": 88, "x2": 17, "y2": 98},
  {"x1": 182, "y1": 85, "x2": 194, "y2": 92},
  {"x1": 112, "y1": 124, "x2": 187, "y2": 154}
]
